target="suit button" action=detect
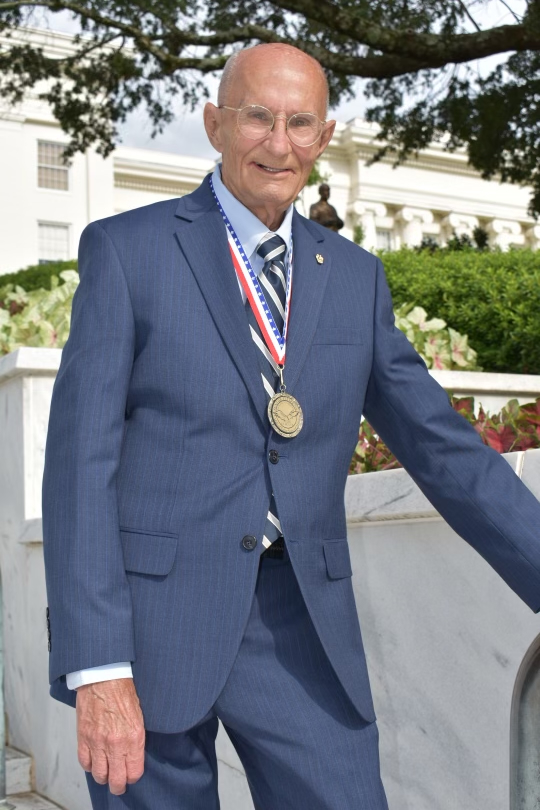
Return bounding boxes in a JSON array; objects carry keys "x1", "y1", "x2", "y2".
[
  {"x1": 269, "y1": 449, "x2": 279, "y2": 464},
  {"x1": 242, "y1": 535, "x2": 257, "y2": 551}
]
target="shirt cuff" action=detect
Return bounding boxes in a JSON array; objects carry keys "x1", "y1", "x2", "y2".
[{"x1": 66, "y1": 662, "x2": 133, "y2": 690}]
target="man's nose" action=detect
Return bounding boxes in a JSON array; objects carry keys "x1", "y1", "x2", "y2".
[{"x1": 264, "y1": 116, "x2": 291, "y2": 154}]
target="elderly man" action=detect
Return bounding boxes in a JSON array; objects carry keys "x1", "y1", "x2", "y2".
[{"x1": 43, "y1": 43, "x2": 540, "y2": 810}]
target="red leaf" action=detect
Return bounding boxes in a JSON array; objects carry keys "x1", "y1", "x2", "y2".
[{"x1": 482, "y1": 425, "x2": 518, "y2": 454}]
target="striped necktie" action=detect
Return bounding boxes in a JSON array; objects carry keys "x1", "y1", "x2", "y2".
[
  {"x1": 245, "y1": 232, "x2": 288, "y2": 550},
  {"x1": 257, "y1": 233, "x2": 287, "y2": 338}
]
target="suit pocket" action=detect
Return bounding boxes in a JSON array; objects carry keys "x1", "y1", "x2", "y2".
[
  {"x1": 312, "y1": 327, "x2": 364, "y2": 345},
  {"x1": 323, "y1": 539, "x2": 353, "y2": 580},
  {"x1": 119, "y1": 527, "x2": 178, "y2": 575}
]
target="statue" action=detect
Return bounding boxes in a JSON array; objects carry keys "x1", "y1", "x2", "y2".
[{"x1": 309, "y1": 183, "x2": 344, "y2": 232}]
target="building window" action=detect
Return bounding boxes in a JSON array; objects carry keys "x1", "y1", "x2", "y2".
[
  {"x1": 37, "y1": 141, "x2": 69, "y2": 191},
  {"x1": 38, "y1": 223, "x2": 70, "y2": 264},
  {"x1": 376, "y1": 228, "x2": 394, "y2": 251}
]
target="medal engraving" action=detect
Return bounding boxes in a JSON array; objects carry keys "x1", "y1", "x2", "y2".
[{"x1": 268, "y1": 392, "x2": 303, "y2": 438}]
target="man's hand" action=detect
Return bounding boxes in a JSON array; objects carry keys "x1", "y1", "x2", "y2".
[{"x1": 76, "y1": 678, "x2": 145, "y2": 795}]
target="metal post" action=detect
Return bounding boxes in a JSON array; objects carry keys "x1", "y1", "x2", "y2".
[
  {"x1": 510, "y1": 637, "x2": 540, "y2": 809},
  {"x1": 0, "y1": 574, "x2": 15, "y2": 810}
]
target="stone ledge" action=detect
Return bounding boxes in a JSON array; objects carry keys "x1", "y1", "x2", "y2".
[
  {"x1": 24, "y1": 450, "x2": 540, "y2": 541},
  {"x1": 430, "y1": 369, "x2": 540, "y2": 398},
  {"x1": 7, "y1": 747, "x2": 32, "y2": 795},
  {"x1": 0, "y1": 349, "x2": 61, "y2": 382},
  {"x1": 345, "y1": 449, "x2": 539, "y2": 524},
  {"x1": 8, "y1": 794, "x2": 64, "y2": 810}
]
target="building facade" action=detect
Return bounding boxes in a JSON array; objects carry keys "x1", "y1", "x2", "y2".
[{"x1": 1, "y1": 28, "x2": 539, "y2": 276}]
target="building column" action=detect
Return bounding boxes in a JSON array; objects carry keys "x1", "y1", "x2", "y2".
[
  {"x1": 524, "y1": 224, "x2": 540, "y2": 250},
  {"x1": 441, "y1": 213, "x2": 479, "y2": 243},
  {"x1": 346, "y1": 201, "x2": 388, "y2": 250},
  {"x1": 396, "y1": 207, "x2": 434, "y2": 247},
  {"x1": 487, "y1": 219, "x2": 524, "y2": 250}
]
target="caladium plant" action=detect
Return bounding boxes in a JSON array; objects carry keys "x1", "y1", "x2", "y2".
[
  {"x1": 394, "y1": 303, "x2": 478, "y2": 371},
  {"x1": 350, "y1": 396, "x2": 540, "y2": 474},
  {"x1": 0, "y1": 271, "x2": 79, "y2": 355},
  {"x1": 1, "y1": 272, "x2": 478, "y2": 376}
]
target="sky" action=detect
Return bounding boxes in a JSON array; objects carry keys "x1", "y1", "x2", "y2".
[{"x1": 32, "y1": 0, "x2": 526, "y2": 161}]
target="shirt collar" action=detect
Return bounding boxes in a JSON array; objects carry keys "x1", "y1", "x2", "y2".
[{"x1": 211, "y1": 164, "x2": 293, "y2": 260}]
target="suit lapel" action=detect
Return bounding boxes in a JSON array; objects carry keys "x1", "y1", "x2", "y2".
[
  {"x1": 284, "y1": 213, "x2": 331, "y2": 393},
  {"x1": 174, "y1": 180, "x2": 268, "y2": 427}
]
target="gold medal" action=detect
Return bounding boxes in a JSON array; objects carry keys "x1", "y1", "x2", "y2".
[
  {"x1": 268, "y1": 391, "x2": 303, "y2": 438},
  {"x1": 269, "y1": 365, "x2": 303, "y2": 437}
]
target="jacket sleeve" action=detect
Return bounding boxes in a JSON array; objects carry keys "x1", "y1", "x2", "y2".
[
  {"x1": 42, "y1": 221, "x2": 136, "y2": 682},
  {"x1": 362, "y1": 257, "x2": 540, "y2": 612}
]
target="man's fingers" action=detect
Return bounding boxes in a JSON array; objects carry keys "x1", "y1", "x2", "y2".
[
  {"x1": 78, "y1": 741, "x2": 92, "y2": 772},
  {"x1": 126, "y1": 732, "x2": 146, "y2": 785},
  {"x1": 91, "y1": 750, "x2": 109, "y2": 786},
  {"x1": 108, "y1": 754, "x2": 128, "y2": 796}
]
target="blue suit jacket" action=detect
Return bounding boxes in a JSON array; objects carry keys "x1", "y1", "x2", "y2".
[{"x1": 43, "y1": 177, "x2": 540, "y2": 733}]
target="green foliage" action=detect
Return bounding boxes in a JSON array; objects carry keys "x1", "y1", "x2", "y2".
[
  {"x1": 381, "y1": 247, "x2": 540, "y2": 375},
  {"x1": 0, "y1": 260, "x2": 77, "y2": 295},
  {"x1": 472, "y1": 226, "x2": 490, "y2": 252},
  {"x1": 3, "y1": 2, "x2": 540, "y2": 212},
  {"x1": 0, "y1": 262, "x2": 478, "y2": 375},
  {"x1": 394, "y1": 303, "x2": 478, "y2": 371},
  {"x1": 353, "y1": 224, "x2": 365, "y2": 246},
  {"x1": 306, "y1": 162, "x2": 329, "y2": 188},
  {"x1": 0, "y1": 271, "x2": 79, "y2": 354},
  {"x1": 350, "y1": 396, "x2": 540, "y2": 474},
  {"x1": 445, "y1": 232, "x2": 475, "y2": 251},
  {"x1": 416, "y1": 227, "x2": 491, "y2": 253}
]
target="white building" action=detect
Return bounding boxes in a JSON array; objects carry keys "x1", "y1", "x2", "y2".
[{"x1": 1, "y1": 27, "x2": 539, "y2": 276}]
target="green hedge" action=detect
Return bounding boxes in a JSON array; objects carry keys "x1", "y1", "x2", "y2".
[
  {"x1": 381, "y1": 248, "x2": 540, "y2": 375},
  {"x1": 3, "y1": 249, "x2": 540, "y2": 375},
  {"x1": 0, "y1": 260, "x2": 77, "y2": 294}
]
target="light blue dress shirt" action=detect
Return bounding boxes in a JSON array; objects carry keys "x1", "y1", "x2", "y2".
[{"x1": 67, "y1": 165, "x2": 294, "y2": 689}]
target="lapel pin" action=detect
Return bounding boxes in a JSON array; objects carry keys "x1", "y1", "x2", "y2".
[{"x1": 315, "y1": 254, "x2": 324, "y2": 264}]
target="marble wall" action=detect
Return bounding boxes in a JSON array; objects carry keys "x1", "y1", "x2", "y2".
[{"x1": 1, "y1": 347, "x2": 539, "y2": 809}]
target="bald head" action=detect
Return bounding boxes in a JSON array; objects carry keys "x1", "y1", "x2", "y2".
[
  {"x1": 218, "y1": 44, "x2": 329, "y2": 114},
  {"x1": 204, "y1": 41, "x2": 336, "y2": 231}
]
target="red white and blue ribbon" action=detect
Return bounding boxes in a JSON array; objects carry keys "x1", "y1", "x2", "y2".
[{"x1": 209, "y1": 175, "x2": 293, "y2": 366}]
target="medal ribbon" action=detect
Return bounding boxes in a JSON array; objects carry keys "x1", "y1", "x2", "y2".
[{"x1": 209, "y1": 175, "x2": 293, "y2": 366}]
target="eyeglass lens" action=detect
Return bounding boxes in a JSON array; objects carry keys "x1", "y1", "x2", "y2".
[{"x1": 237, "y1": 106, "x2": 322, "y2": 146}]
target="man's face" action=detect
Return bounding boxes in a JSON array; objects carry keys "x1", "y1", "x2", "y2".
[{"x1": 204, "y1": 52, "x2": 335, "y2": 221}]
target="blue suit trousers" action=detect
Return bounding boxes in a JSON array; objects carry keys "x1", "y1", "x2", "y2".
[{"x1": 86, "y1": 543, "x2": 388, "y2": 809}]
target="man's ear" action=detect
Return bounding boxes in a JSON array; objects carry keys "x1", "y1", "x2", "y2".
[
  {"x1": 316, "y1": 120, "x2": 336, "y2": 158},
  {"x1": 204, "y1": 103, "x2": 224, "y2": 153}
]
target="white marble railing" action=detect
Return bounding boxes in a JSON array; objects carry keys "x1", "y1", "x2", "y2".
[{"x1": 1, "y1": 347, "x2": 540, "y2": 809}]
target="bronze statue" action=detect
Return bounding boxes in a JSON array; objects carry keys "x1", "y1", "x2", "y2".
[{"x1": 309, "y1": 183, "x2": 344, "y2": 232}]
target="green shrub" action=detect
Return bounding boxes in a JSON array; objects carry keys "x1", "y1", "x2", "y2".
[
  {"x1": 0, "y1": 264, "x2": 478, "y2": 372},
  {"x1": 381, "y1": 248, "x2": 540, "y2": 375},
  {"x1": 0, "y1": 260, "x2": 77, "y2": 296}
]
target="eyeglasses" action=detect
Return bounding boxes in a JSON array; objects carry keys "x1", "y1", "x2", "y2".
[{"x1": 219, "y1": 104, "x2": 326, "y2": 147}]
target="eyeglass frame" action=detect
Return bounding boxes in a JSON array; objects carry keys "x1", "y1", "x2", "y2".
[{"x1": 218, "y1": 104, "x2": 328, "y2": 147}]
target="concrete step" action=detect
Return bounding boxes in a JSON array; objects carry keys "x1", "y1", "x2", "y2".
[
  {"x1": 2, "y1": 746, "x2": 62, "y2": 810},
  {"x1": 4, "y1": 748, "x2": 64, "y2": 809},
  {"x1": 6, "y1": 794, "x2": 64, "y2": 809},
  {"x1": 6, "y1": 747, "x2": 32, "y2": 795}
]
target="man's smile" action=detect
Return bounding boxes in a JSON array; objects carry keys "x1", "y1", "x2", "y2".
[{"x1": 253, "y1": 162, "x2": 292, "y2": 175}]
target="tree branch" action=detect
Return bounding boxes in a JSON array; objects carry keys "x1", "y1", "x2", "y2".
[
  {"x1": 270, "y1": 0, "x2": 540, "y2": 62},
  {"x1": 2, "y1": 0, "x2": 540, "y2": 80},
  {"x1": 497, "y1": 0, "x2": 522, "y2": 23},
  {"x1": 456, "y1": 0, "x2": 482, "y2": 32}
]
